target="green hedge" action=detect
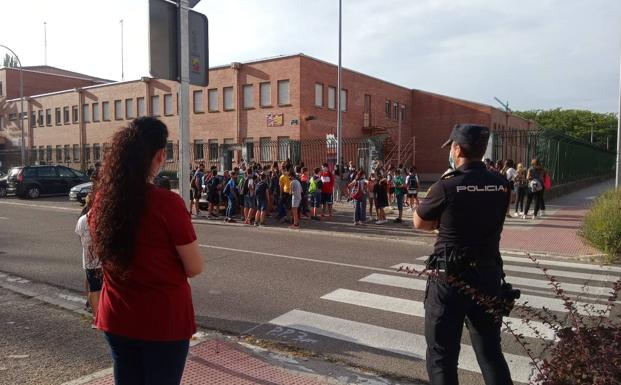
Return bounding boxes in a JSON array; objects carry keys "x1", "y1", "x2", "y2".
[{"x1": 582, "y1": 188, "x2": 621, "y2": 263}]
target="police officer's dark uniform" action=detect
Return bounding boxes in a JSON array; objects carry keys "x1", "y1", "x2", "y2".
[{"x1": 416, "y1": 124, "x2": 513, "y2": 385}]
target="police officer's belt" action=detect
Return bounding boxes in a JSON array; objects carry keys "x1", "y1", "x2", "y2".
[{"x1": 426, "y1": 244, "x2": 500, "y2": 274}]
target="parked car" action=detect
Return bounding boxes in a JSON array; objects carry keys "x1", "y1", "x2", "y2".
[
  {"x1": 68, "y1": 174, "x2": 171, "y2": 205},
  {"x1": 7, "y1": 165, "x2": 90, "y2": 199},
  {"x1": 0, "y1": 173, "x2": 7, "y2": 198},
  {"x1": 69, "y1": 181, "x2": 92, "y2": 204}
]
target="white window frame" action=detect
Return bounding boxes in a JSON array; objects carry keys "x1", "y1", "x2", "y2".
[
  {"x1": 277, "y1": 80, "x2": 290, "y2": 106},
  {"x1": 193, "y1": 90, "x2": 203, "y2": 113},
  {"x1": 208, "y1": 89, "x2": 218, "y2": 112},
  {"x1": 315, "y1": 83, "x2": 323, "y2": 107},
  {"x1": 260, "y1": 82, "x2": 271, "y2": 107},
  {"x1": 137, "y1": 97, "x2": 145, "y2": 117},
  {"x1": 340, "y1": 89, "x2": 347, "y2": 112},
  {"x1": 243, "y1": 84, "x2": 254, "y2": 109},
  {"x1": 125, "y1": 99, "x2": 134, "y2": 119},
  {"x1": 114, "y1": 100, "x2": 123, "y2": 120},
  {"x1": 223, "y1": 87, "x2": 234, "y2": 110},
  {"x1": 328, "y1": 87, "x2": 336, "y2": 109},
  {"x1": 164, "y1": 94, "x2": 174, "y2": 115},
  {"x1": 92, "y1": 103, "x2": 100, "y2": 122},
  {"x1": 151, "y1": 95, "x2": 160, "y2": 116},
  {"x1": 82, "y1": 104, "x2": 90, "y2": 123}
]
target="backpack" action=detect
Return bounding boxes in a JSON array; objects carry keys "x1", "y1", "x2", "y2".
[
  {"x1": 407, "y1": 174, "x2": 418, "y2": 191},
  {"x1": 241, "y1": 177, "x2": 251, "y2": 196},
  {"x1": 351, "y1": 180, "x2": 365, "y2": 201},
  {"x1": 529, "y1": 179, "x2": 543, "y2": 193},
  {"x1": 309, "y1": 176, "x2": 317, "y2": 193},
  {"x1": 191, "y1": 171, "x2": 202, "y2": 190}
]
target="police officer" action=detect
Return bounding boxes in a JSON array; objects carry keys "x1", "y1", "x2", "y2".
[{"x1": 414, "y1": 124, "x2": 513, "y2": 385}]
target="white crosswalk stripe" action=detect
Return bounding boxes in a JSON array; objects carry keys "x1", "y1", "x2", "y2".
[
  {"x1": 267, "y1": 256, "x2": 617, "y2": 383},
  {"x1": 271, "y1": 309, "x2": 535, "y2": 384},
  {"x1": 392, "y1": 263, "x2": 618, "y2": 296},
  {"x1": 321, "y1": 288, "x2": 556, "y2": 340}
]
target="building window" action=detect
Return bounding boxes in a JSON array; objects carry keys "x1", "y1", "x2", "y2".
[
  {"x1": 340, "y1": 89, "x2": 347, "y2": 112},
  {"x1": 38, "y1": 110, "x2": 44, "y2": 126},
  {"x1": 208, "y1": 89, "x2": 218, "y2": 111},
  {"x1": 102, "y1": 101, "x2": 110, "y2": 121},
  {"x1": 151, "y1": 95, "x2": 160, "y2": 116},
  {"x1": 45, "y1": 109, "x2": 52, "y2": 126},
  {"x1": 243, "y1": 84, "x2": 254, "y2": 108},
  {"x1": 38, "y1": 146, "x2": 44, "y2": 162},
  {"x1": 193, "y1": 91, "x2": 203, "y2": 113},
  {"x1": 259, "y1": 137, "x2": 271, "y2": 162},
  {"x1": 137, "y1": 97, "x2": 145, "y2": 116},
  {"x1": 393, "y1": 102, "x2": 399, "y2": 120},
  {"x1": 364, "y1": 94, "x2": 371, "y2": 113},
  {"x1": 244, "y1": 138, "x2": 254, "y2": 161},
  {"x1": 84, "y1": 144, "x2": 91, "y2": 162},
  {"x1": 164, "y1": 94, "x2": 174, "y2": 115},
  {"x1": 63, "y1": 106, "x2": 70, "y2": 123},
  {"x1": 277, "y1": 136, "x2": 290, "y2": 161},
  {"x1": 315, "y1": 83, "x2": 323, "y2": 107},
  {"x1": 260, "y1": 82, "x2": 271, "y2": 107},
  {"x1": 55, "y1": 108, "x2": 61, "y2": 125},
  {"x1": 400, "y1": 104, "x2": 406, "y2": 121},
  {"x1": 223, "y1": 87, "x2": 234, "y2": 110},
  {"x1": 193, "y1": 140, "x2": 204, "y2": 160},
  {"x1": 73, "y1": 144, "x2": 80, "y2": 161},
  {"x1": 385, "y1": 100, "x2": 391, "y2": 118},
  {"x1": 92, "y1": 103, "x2": 100, "y2": 122},
  {"x1": 64, "y1": 145, "x2": 71, "y2": 162},
  {"x1": 165, "y1": 141, "x2": 174, "y2": 160},
  {"x1": 114, "y1": 100, "x2": 123, "y2": 120},
  {"x1": 328, "y1": 87, "x2": 336, "y2": 109},
  {"x1": 208, "y1": 139, "x2": 218, "y2": 161},
  {"x1": 93, "y1": 143, "x2": 101, "y2": 161},
  {"x1": 125, "y1": 99, "x2": 134, "y2": 119},
  {"x1": 72, "y1": 105, "x2": 79, "y2": 123},
  {"x1": 46, "y1": 146, "x2": 52, "y2": 162},
  {"x1": 82, "y1": 104, "x2": 90, "y2": 123},
  {"x1": 56, "y1": 145, "x2": 62, "y2": 161},
  {"x1": 8, "y1": 112, "x2": 17, "y2": 122},
  {"x1": 277, "y1": 80, "x2": 290, "y2": 105}
]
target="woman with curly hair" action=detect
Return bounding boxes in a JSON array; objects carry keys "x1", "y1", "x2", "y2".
[{"x1": 89, "y1": 117, "x2": 203, "y2": 385}]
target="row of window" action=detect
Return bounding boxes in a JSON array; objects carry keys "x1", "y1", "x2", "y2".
[
  {"x1": 385, "y1": 99, "x2": 406, "y2": 121},
  {"x1": 34, "y1": 144, "x2": 104, "y2": 163},
  {"x1": 314, "y1": 84, "x2": 348, "y2": 111}
]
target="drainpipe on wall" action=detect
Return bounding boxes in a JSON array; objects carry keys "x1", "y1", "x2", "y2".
[
  {"x1": 76, "y1": 88, "x2": 86, "y2": 171},
  {"x1": 232, "y1": 62, "x2": 241, "y2": 162}
]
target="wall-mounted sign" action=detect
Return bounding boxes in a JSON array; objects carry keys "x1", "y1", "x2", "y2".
[
  {"x1": 290, "y1": 118, "x2": 299, "y2": 126},
  {"x1": 267, "y1": 113, "x2": 284, "y2": 127}
]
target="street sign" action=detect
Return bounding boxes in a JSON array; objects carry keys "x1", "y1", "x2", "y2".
[{"x1": 148, "y1": 0, "x2": 208, "y2": 86}]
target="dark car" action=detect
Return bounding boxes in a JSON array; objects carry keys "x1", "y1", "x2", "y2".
[
  {"x1": 7, "y1": 165, "x2": 90, "y2": 199},
  {"x1": 0, "y1": 173, "x2": 7, "y2": 198}
]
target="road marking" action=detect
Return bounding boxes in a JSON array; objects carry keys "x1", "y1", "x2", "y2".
[
  {"x1": 269, "y1": 309, "x2": 534, "y2": 384},
  {"x1": 359, "y1": 273, "x2": 609, "y2": 315},
  {"x1": 321, "y1": 288, "x2": 556, "y2": 340},
  {"x1": 0, "y1": 216, "x2": 8, "y2": 220},
  {"x1": 415, "y1": 255, "x2": 621, "y2": 273},
  {"x1": 393, "y1": 263, "x2": 619, "y2": 283},
  {"x1": 392, "y1": 263, "x2": 615, "y2": 296},
  {"x1": 0, "y1": 200, "x2": 81, "y2": 212},
  {"x1": 199, "y1": 244, "x2": 397, "y2": 274}
]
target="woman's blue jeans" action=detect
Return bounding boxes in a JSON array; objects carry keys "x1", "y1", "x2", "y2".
[{"x1": 355, "y1": 198, "x2": 367, "y2": 222}]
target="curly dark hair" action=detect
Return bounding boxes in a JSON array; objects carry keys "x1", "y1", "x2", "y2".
[{"x1": 90, "y1": 117, "x2": 168, "y2": 278}]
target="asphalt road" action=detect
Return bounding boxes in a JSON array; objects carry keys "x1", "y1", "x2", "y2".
[{"x1": 1, "y1": 195, "x2": 619, "y2": 384}]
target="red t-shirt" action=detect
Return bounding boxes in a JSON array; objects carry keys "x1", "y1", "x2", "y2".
[
  {"x1": 320, "y1": 171, "x2": 334, "y2": 193},
  {"x1": 93, "y1": 185, "x2": 197, "y2": 341}
]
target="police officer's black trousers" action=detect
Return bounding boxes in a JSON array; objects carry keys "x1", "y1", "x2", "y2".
[{"x1": 424, "y1": 266, "x2": 513, "y2": 385}]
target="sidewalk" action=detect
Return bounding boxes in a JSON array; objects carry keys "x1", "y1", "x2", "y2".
[
  {"x1": 499, "y1": 179, "x2": 614, "y2": 258},
  {"x1": 69, "y1": 334, "x2": 412, "y2": 385}
]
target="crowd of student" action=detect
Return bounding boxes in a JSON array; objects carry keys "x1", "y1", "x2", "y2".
[
  {"x1": 485, "y1": 157, "x2": 550, "y2": 219},
  {"x1": 188, "y1": 160, "x2": 422, "y2": 227}
]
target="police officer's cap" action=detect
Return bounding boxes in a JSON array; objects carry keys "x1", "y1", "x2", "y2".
[{"x1": 441, "y1": 124, "x2": 490, "y2": 149}]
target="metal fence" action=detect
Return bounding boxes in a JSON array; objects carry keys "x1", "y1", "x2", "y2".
[{"x1": 491, "y1": 129, "x2": 616, "y2": 185}]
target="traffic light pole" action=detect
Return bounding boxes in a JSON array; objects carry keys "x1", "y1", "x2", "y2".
[{"x1": 178, "y1": 0, "x2": 191, "y2": 208}]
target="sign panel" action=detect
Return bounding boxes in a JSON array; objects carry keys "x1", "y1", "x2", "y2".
[
  {"x1": 149, "y1": 0, "x2": 209, "y2": 86},
  {"x1": 267, "y1": 113, "x2": 284, "y2": 127}
]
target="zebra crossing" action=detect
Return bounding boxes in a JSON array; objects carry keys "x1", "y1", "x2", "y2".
[{"x1": 267, "y1": 253, "x2": 620, "y2": 384}]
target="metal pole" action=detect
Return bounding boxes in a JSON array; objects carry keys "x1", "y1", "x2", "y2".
[
  {"x1": 44, "y1": 22, "x2": 47, "y2": 65},
  {"x1": 616, "y1": 55, "x2": 621, "y2": 188},
  {"x1": 120, "y1": 19, "x2": 124, "y2": 81},
  {"x1": 0, "y1": 45, "x2": 25, "y2": 166},
  {"x1": 336, "y1": 0, "x2": 342, "y2": 169},
  {"x1": 398, "y1": 105, "x2": 402, "y2": 165},
  {"x1": 178, "y1": 0, "x2": 191, "y2": 208}
]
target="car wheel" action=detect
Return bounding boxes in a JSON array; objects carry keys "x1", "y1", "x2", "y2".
[
  {"x1": 0, "y1": 187, "x2": 6, "y2": 198},
  {"x1": 27, "y1": 186, "x2": 41, "y2": 199}
]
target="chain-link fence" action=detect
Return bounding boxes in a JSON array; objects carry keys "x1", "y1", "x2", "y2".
[{"x1": 491, "y1": 129, "x2": 616, "y2": 185}]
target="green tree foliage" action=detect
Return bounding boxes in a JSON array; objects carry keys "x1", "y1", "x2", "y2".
[
  {"x1": 2, "y1": 54, "x2": 18, "y2": 68},
  {"x1": 515, "y1": 108, "x2": 617, "y2": 150}
]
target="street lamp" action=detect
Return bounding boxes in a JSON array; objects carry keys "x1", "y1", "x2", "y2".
[{"x1": 0, "y1": 44, "x2": 25, "y2": 166}]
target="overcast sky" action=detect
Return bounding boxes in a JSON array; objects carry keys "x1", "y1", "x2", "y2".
[{"x1": 1, "y1": 0, "x2": 620, "y2": 113}]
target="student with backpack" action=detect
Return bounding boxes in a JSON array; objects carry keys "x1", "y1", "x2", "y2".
[
  {"x1": 373, "y1": 174, "x2": 389, "y2": 224},
  {"x1": 289, "y1": 170, "x2": 302, "y2": 228},
  {"x1": 405, "y1": 167, "x2": 420, "y2": 210},
  {"x1": 242, "y1": 169, "x2": 256, "y2": 225},
  {"x1": 523, "y1": 158, "x2": 544, "y2": 219},
  {"x1": 348, "y1": 169, "x2": 368, "y2": 225},
  {"x1": 206, "y1": 169, "x2": 220, "y2": 219},
  {"x1": 393, "y1": 169, "x2": 406, "y2": 223},
  {"x1": 309, "y1": 167, "x2": 323, "y2": 220},
  {"x1": 254, "y1": 173, "x2": 269, "y2": 226},
  {"x1": 300, "y1": 167, "x2": 310, "y2": 218},
  {"x1": 223, "y1": 171, "x2": 239, "y2": 223}
]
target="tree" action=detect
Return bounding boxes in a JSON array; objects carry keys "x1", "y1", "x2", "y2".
[
  {"x1": 2, "y1": 54, "x2": 18, "y2": 68},
  {"x1": 515, "y1": 108, "x2": 618, "y2": 150}
]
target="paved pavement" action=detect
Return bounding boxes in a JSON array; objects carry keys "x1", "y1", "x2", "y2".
[{"x1": 0, "y1": 180, "x2": 619, "y2": 384}]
